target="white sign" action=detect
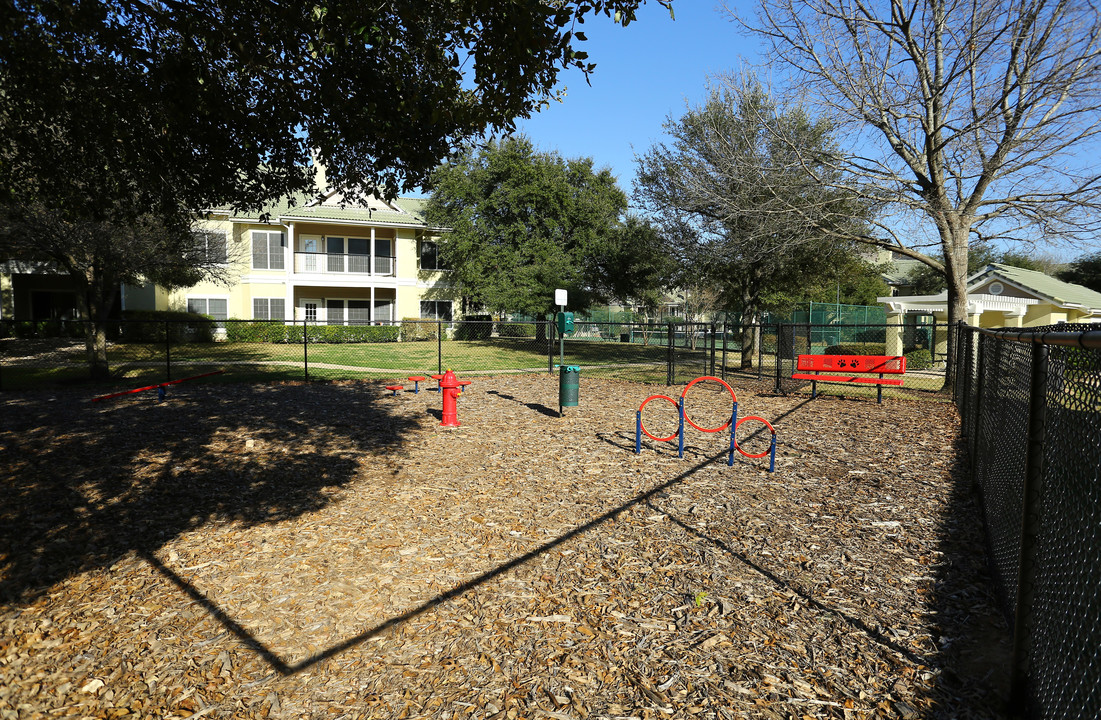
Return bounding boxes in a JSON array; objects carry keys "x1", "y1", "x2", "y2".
[{"x1": 555, "y1": 288, "x2": 567, "y2": 307}]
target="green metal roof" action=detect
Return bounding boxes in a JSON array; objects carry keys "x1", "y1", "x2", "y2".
[
  {"x1": 210, "y1": 191, "x2": 428, "y2": 227},
  {"x1": 973, "y1": 263, "x2": 1101, "y2": 310}
]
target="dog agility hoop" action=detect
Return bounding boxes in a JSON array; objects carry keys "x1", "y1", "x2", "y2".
[{"x1": 635, "y1": 376, "x2": 776, "y2": 472}]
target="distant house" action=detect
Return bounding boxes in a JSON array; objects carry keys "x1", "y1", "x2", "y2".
[
  {"x1": 1, "y1": 189, "x2": 460, "y2": 326},
  {"x1": 878, "y1": 262, "x2": 1101, "y2": 359}
]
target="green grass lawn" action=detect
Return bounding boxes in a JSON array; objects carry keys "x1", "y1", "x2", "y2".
[{"x1": 1, "y1": 336, "x2": 677, "y2": 391}]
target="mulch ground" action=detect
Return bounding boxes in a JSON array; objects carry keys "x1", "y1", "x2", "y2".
[{"x1": 1, "y1": 373, "x2": 1009, "y2": 720}]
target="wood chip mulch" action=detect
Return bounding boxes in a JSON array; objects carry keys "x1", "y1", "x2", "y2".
[{"x1": 1, "y1": 373, "x2": 1009, "y2": 719}]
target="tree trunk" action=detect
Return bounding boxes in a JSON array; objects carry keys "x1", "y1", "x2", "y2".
[
  {"x1": 940, "y1": 226, "x2": 971, "y2": 393},
  {"x1": 77, "y1": 267, "x2": 118, "y2": 381},
  {"x1": 739, "y1": 272, "x2": 762, "y2": 370}
]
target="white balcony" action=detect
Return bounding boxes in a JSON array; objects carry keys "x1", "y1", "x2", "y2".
[{"x1": 293, "y1": 252, "x2": 396, "y2": 276}]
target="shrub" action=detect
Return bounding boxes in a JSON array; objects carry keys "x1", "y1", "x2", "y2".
[
  {"x1": 904, "y1": 348, "x2": 933, "y2": 370},
  {"x1": 497, "y1": 322, "x2": 536, "y2": 338},
  {"x1": 224, "y1": 321, "x2": 289, "y2": 343},
  {"x1": 401, "y1": 317, "x2": 438, "y2": 341},
  {"x1": 302, "y1": 324, "x2": 400, "y2": 343},
  {"x1": 455, "y1": 314, "x2": 492, "y2": 340},
  {"x1": 118, "y1": 310, "x2": 215, "y2": 343}
]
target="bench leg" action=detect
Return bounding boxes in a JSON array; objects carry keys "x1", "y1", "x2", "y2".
[
  {"x1": 811, "y1": 380, "x2": 817, "y2": 399},
  {"x1": 877, "y1": 375, "x2": 883, "y2": 403}
]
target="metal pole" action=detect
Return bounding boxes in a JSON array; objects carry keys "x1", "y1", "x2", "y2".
[
  {"x1": 710, "y1": 322, "x2": 717, "y2": 376},
  {"x1": 1010, "y1": 343, "x2": 1049, "y2": 715},
  {"x1": 667, "y1": 322, "x2": 675, "y2": 385},
  {"x1": 548, "y1": 319, "x2": 554, "y2": 374},
  {"x1": 438, "y1": 319, "x2": 443, "y2": 375},
  {"x1": 303, "y1": 317, "x2": 309, "y2": 381},
  {"x1": 677, "y1": 395, "x2": 684, "y2": 458},
  {"x1": 165, "y1": 320, "x2": 171, "y2": 383},
  {"x1": 774, "y1": 324, "x2": 783, "y2": 393},
  {"x1": 635, "y1": 411, "x2": 642, "y2": 454},
  {"x1": 721, "y1": 322, "x2": 728, "y2": 381}
]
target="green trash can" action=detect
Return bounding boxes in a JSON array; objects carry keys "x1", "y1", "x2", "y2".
[{"x1": 559, "y1": 364, "x2": 580, "y2": 407}]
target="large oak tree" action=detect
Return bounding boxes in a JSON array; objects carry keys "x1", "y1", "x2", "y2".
[{"x1": 0, "y1": 0, "x2": 672, "y2": 376}]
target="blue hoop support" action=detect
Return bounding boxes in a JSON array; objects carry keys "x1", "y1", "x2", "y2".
[
  {"x1": 727, "y1": 401, "x2": 739, "y2": 466},
  {"x1": 734, "y1": 416, "x2": 778, "y2": 473},
  {"x1": 635, "y1": 411, "x2": 642, "y2": 455},
  {"x1": 678, "y1": 396, "x2": 685, "y2": 458}
]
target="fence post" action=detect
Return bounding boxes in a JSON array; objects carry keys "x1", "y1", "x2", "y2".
[
  {"x1": 165, "y1": 320, "x2": 172, "y2": 383},
  {"x1": 1010, "y1": 343, "x2": 1049, "y2": 715},
  {"x1": 667, "y1": 322, "x2": 675, "y2": 385},
  {"x1": 967, "y1": 331, "x2": 987, "y2": 492},
  {"x1": 303, "y1": 317, "x2": 309, "y2": 381},
  {"x1": 548, "y1": 319, "x2": 555, "y2": 374},
  {"x1": 774, "y1": 323, "x2": 784, "y2": 393},
  {"x1": 710, "y1": 322, "x2": 717, "y2": 376},
  {"x1": 720, "y1": 322, "x2": 728, "y2": 381},
  {"x1": 438, "y1": 319, "x2": 443, "y2": 375}
]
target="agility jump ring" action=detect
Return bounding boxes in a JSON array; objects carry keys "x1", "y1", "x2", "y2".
[
  {"x1": 734, "y1": 415, "x2": 776, "y2": 458},
  {"x1": 638, "y1": 394, "x2": 680, "y2": 442},
  {"x1": 681, "y1": 375, "x2": 738, "y2": 433}
]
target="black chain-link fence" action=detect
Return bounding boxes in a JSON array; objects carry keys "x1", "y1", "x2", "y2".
[
  {"x1": 955, "y1": 322, "x2": 1101, "y2": 720},
  {"x1": 2, "y1": 318, "x2": 947, "y2": 397}
]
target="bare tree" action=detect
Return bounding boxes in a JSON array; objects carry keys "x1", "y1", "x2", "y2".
[
  {"x1": 734, "y1": 0, "x2": 1101, "y2": 388},
  {"x1": 634, "y1": 75, "x2": 869, "y2": 368}
]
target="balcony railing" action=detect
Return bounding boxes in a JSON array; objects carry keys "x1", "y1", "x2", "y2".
[{"x1": 293, "y1": 252, "x2": 396, "y2": 276}]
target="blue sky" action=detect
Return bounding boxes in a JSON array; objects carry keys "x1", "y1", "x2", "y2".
[{"x1": 513, "y1": 3, "x2": 757, "y2": 198}]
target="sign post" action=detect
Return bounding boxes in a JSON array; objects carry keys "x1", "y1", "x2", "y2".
[{"x1": 555, "y1": 289, "x2": 567, "y2": 369}]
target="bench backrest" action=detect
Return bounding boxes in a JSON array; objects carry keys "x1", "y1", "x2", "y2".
[{"x1": 796, "y1": 354, "x2": 906, "y2": 374}]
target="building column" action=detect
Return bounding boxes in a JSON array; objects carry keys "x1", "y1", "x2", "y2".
[
  {"x1": 285, "y1": 283, "x2": 295, "y2": 321},
  {"x1": 885, "y1": 311, "x2": 904, "y2": 356},
  {"x1": 1003, "y1": 308, "x2": 1025, "y2": 328},
  {"x1": 370, "y1": 286, "x2": 376, "y2": 323}
]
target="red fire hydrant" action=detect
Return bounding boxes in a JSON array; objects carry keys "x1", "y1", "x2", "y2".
[{"x1": 439, "y1": 368, "x2": 466, "y2": 427}]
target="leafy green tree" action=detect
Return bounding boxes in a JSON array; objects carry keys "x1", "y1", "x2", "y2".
[
  {"x1": 1056, "y1": 252, "x2": 1101, "y2": 294},
  {"x1": 633, "y1": 74, "x2": 869, "y2": 367},
  {"x1": 425, "y1": 137, "x2": 670, "y2": 333},
  {"x1": 1, "y1": 0, "x2": 670, "y2": 375}
]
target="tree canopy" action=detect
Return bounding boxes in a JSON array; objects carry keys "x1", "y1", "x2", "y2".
[
  {"x1": 0, "y1": 0, "x2": 671, "y2": 375},
  {"x1": 633, "y1": 75, "x2": 870, "y2": 366},
  {"x1": 739, "y1": 0, "x2": 1101, "y2": 387},
  {"x1": 424, "y1": 136, "x2": 670, "y2": 319},
  {"x1": 1056, "y1": 252, "x2": 1101, "y2": 294}
]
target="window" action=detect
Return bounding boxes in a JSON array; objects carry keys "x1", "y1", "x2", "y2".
[
  {"x1": 192, "y1": 230, "x2": 227, "y2": 263},
  {"x1": 326, "y1": 299, "x2": 344, "y2": 325},
  {"x1": 253, "y1": 298, "x2": 286, "y2": 320},
  {"x1": 347, "y1": 300, "x2": 371, "y2": 324},
  {"x1": 252, "y1": 231, "x2": 286, "y2": 270},
  {"x1": 420, "y1": 300, "x2": 453, "y2": 322},
  {"x1": 187, "y1": 297, "x2": 228, "y2": 322},
  {"x1": 420, "y1": 240, "x2": 450, "y2": 270}
]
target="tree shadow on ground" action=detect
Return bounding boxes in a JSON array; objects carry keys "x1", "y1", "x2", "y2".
[{"x1": 0, "y1": 382, "x2": 419, "y2": 605}]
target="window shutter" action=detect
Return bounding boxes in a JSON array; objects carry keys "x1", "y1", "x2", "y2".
[
  {"x1": 252, "y1": 233, "x2": 268, "y2": 269},
  {"x1": 269, "y1": 233, "x2": 286, "y2": 270}
]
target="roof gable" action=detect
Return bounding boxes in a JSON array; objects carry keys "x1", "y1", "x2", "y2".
[{"x1": 968, "y1": 263, "x2": 1101, "y2": 310}]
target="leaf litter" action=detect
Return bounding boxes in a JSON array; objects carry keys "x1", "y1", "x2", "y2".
[{"x1": 1, "y1": 374, "x2": 1008, "y2": 719}]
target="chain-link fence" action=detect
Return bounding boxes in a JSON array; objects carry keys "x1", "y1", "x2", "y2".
[
  {"x1": 955, "y1": 322, "x2": 1101, "y2": 720},
  {"x1": 2, "y1": 318, "x2": 947, "y2": 397}
]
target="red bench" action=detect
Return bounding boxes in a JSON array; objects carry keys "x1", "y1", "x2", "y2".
[{"x1": 792, "y1": 354, "x2": 906, "y2": 403}]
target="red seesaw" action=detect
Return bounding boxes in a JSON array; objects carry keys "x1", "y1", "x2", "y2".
[{"x1": 92, "y1": 370, "x2": 225, "y2": 403}]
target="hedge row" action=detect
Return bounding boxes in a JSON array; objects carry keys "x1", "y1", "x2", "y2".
[{"x1": 224, "y1": 322, "x2": 399, "y2": 344}]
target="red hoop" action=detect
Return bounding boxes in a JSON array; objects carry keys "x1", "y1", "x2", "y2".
[
  {"x1": 680, "y1": 376, "x2": 738, "y2": 433},
  {"x1": 735, "y1": 416, "x2": 776, "y2": 458},
  {"x1": 639, "y1": 394, "x2": 680, "y2": 442}
]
